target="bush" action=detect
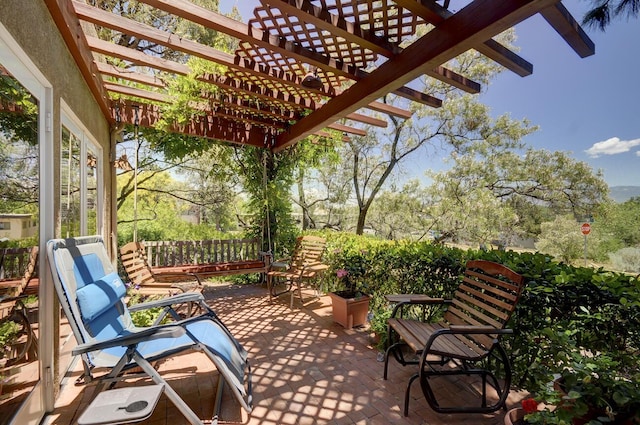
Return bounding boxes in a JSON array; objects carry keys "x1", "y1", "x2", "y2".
[
  {"x1": 609, "y1": 246, "x2": 640, "y2": 273},
  {"x1": 318, "y1": 231, "x2": 640, "y2": 395}
]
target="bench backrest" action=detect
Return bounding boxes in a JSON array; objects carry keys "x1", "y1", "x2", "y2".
[{"x1": 444, "y1": 260, "x2": 524, "y2": 349}]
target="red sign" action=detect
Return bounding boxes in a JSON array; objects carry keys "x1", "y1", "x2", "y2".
[{"x1": 581, "y1": 223, "x2": 591, "y2": 235}]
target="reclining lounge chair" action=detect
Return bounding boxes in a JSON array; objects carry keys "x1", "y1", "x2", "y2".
[
  {"x1": 383, "y1": 260, "x2": 524, "y2": 416},
  {"x1": 47, "y1": 236, "x2": 252, "y2": 425}
]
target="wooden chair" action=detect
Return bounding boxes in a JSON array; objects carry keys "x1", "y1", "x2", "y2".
[
  {"x1": 266, "y1": 235, "x2": 329, "y2": 309},
  {"x1": 119, "y1": 241, "x2": 204, "y2": 296},
  {"x1": 383, "y1": 260, "x2": 524, "y2": 416}
]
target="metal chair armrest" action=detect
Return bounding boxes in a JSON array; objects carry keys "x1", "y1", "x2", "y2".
[
  {"x1": 72, "y1": 325, "x2": 186, "y2": 355},
  {"x1": 128, "y1": 292, "x2": 205, "y2": 312}
]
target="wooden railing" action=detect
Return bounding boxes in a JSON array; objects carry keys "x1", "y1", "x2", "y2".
[
  {"x1": 0, "y1": 247, "x2": 37, "y2": 280},
  {"x1": 141, "y1": 238, "x2": 265, "y2": 268}
]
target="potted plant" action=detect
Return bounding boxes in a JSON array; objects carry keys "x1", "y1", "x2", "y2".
[
  {"x1": 328, "y1": 268, "x2": 371, "y2": 329},
  {"x1": 504, "y1": 398, "x2": 539, "y2": 425},
  {"x1": 527, "y1": 350, "x2": 640, "y2": 425}
]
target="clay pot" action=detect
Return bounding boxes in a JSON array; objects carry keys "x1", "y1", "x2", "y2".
[{"x1": 504, "y1": 408, "x2": 526, "y2": 425}]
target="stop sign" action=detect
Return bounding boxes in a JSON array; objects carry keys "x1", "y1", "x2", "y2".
[{"x1": 581, "y1": 223, "x2": 591, "y2": 235}]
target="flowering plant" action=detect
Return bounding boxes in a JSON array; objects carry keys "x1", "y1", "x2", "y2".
[
  {"x1": 522, "y1": 398, "x2": 538, "y2": 414},
  {"x1": 334, "y1": 265, "x2": 369, "y2": 298}
]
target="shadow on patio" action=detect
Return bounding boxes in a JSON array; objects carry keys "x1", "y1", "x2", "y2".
[{"x1": 46, "y1": 282, "x2": 526, "y2": 425}]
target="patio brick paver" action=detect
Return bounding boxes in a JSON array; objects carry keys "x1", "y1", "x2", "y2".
[{"x1": 45, "y1": 282, "x2": 528, "y2": 424}]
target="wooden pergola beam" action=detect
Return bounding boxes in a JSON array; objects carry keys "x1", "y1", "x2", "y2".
[
  {"x1": 79, "y1": 0, "x2": 435, "y2": 108},
  {"x1": 345, "y1": 112, "x2": 387, "y2": 128},
  {"x1": 327, "y1": 123, "x2": 366, "y2": 137},
  {"x1": 95, "y1": 55, "x2": 397, "y2": 128},
  {"x1": 275, "y1": 0, "x2": 560, "y2": 151},
  {"x1": 366, "y1": 101, "x2": 412, "y2": 120},
  {"x1": 540, "y1": 2, "x2": 595, "y2": 58},
  {"x1": 104, "y1": 82, "x2": 169, "y2": 103},
  {"x1": 97, "y1": 62, "x2": 166, "y2": 88},
  {"x1": 43, "y1": 0, "x2": 113, "y2": 122},
  {"x1": 138, "y1": 0, "x2": 357, "y2": 77},
  {"x1": 393, "y1": 0, "x2": 534, "y2": 77},
  {"x1": 74, "y1": 2, "x2": 332, "y2": 97},
  {"x1": 114, "y1": 101, "x2": 269, "y2": 148}
]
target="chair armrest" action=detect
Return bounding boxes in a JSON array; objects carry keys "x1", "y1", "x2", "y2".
[
  {"x1": 72, "y1": 325, "x2": 186, "y2": 355},
  {"x1": 128, "y1": 292, "x2": 205, "y2": 312},
  {"x1": 385, "y1": 294, "x2": 447, "y2": 304},
  {"x1": 303, "y1": 263, "x2": 329, "y2": 272},
  {"x1": 387, "y1": 295, "x2": 450, "y2": 319},
  {"x1": 448, "y1": 325, "x2": 513, "y2": 335},
  {"x1": 153, "y1": 272, "x2": 203, "y2": 285}
]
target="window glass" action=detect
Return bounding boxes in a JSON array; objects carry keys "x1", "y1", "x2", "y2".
[{"x1": 0, "y1": 61, "x2": 40, "y2": 424}]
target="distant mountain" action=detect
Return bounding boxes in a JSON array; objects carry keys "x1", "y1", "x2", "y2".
[{"x1": 609, "y1": 186, "x2": 640, "y2": 203}]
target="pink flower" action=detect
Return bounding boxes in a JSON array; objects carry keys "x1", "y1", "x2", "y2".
[{"x1": 336, "y1": 269, "x2": 349, "y2": 278}]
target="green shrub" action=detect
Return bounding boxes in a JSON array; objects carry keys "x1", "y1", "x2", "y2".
[
  {"x1": 318, "y1": 231, "x2": 640, "y2": 395},
  {"x1": 609, "y1": 246, "x2": 640, "y2": 273}
]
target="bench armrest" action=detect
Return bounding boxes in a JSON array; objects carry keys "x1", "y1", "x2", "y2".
[{"x1": 153, "y1": 271, "x2": 203, "y2": 285}]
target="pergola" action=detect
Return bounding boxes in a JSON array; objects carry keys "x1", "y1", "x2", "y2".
[{"x1": 45, "y1": 0, "x2": 594, "y2": 152}]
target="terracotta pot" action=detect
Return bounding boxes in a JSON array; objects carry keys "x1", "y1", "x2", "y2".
[
  {"x1": 504, "y1": 407, "x2": 526, "y2": 425},
  {"x1": 328, "y1": 292, "x2": 370, "y2": 330}
]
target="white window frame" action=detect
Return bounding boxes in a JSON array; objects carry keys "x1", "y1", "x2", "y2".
[
  {"x1": 61, "y1": 102, "x2": 104, "y2": 236},
  {"x1": 0, "y1": 21, "x2": 53, "y2": 423}
]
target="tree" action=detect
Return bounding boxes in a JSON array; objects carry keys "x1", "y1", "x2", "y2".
[
  {"x1": 115, "y1": 127, "x2": 193, "y2": 213},
  {"x1": 427, "y1": 148, "x2": 610, "y2": 246},
  {"x1": 366, "y1": 180, "x2": 433, "y2": 240},
  {"x1": 334, "y1": 30, "x2": 534, "y2": 235},
  {"x1": 178, "y1": 146, "x2": 239, "y2": 231},
  {"x1": 291, "y1": 137, "x2": 344, "y2": 230},
  {"x1": 233, "y1": 146, "x2": 299, "y2": 257},
  {"x1": 116, "y1": 169, "x2": 191, "y2": 244},
  {"x1": 536, "y1": 214, "x2": 603, "y2": 263},
  {"x1": 0, "y1": 72, "x2": 39, "y2": 214},
  {"x1": 583, "y1": 0, "x2": 640, "y2": 30},
  {"x1": 596, "y1": 196, "x2": 640, "y2": 252}
]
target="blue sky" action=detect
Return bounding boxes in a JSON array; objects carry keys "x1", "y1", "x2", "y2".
[
  {"x1": 479, "y1": 0, "x2": 640, "y2": 187},
  {"x1": 222, "y1": 1, "x2": 639, "y2": 187}
]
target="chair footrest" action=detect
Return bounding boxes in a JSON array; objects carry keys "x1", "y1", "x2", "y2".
[{"x1": 78, "y1": 384, "x2": 164, "y2": 425}]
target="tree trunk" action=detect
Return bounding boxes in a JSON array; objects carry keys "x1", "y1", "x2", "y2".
[{"x1": 356, "y1": 207, "x2": 368, "y2": 235}]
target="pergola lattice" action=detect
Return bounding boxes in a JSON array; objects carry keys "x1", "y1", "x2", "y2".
[{"x1": 45, "y1": 0, "x2": 594, "y2": 151}]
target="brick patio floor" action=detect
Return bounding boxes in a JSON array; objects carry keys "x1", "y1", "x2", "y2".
[{"x1": 45, "y1": 282, "x2": 528, "y2": 425}]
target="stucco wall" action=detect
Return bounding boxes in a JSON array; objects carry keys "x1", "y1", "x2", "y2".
[{"x1": 0, "y1": 0, "x2": 113, "y2": 241}]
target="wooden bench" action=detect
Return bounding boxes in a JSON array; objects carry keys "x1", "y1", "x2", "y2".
[
  {"x1": 120, "y1": 239, "x2": 271, "y2": 294},
  {"x1": 383, "y1": 260, "x2": 525, "y2": 415}
]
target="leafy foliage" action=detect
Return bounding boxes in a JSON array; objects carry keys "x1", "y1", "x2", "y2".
[
  {"x1": 0, "y1": 73, "x2": 39, "y2": 214},
  {"x1": 609, "y1": 246, "x2": 640, "y2": 272},
  {"x1": 583, "y1": 0, "x2": 640, "y2": 30},
  {"x1": 316, "y1": 231, "x2": 640, "y2": 402}
]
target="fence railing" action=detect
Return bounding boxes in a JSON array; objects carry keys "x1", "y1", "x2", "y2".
[
  {"x1": 0, "y1": 247, "x2": 36, "y2": 280},
  {"x1": 141, "y1": 238, "x2": 264, "y2": 268}
]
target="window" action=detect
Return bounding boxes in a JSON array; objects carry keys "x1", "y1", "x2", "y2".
[{"x1": 61, "y1": 106, "x2": 103, "y2": 237}]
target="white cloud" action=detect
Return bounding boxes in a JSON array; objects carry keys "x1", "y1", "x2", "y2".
[{"x1": 585, "y1": 137, "x2": 640, "y2": 158}]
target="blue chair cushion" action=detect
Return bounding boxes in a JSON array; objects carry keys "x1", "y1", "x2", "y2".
[{"x1": 76, "y1": 272, "x2": 127, "y2": 322}]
